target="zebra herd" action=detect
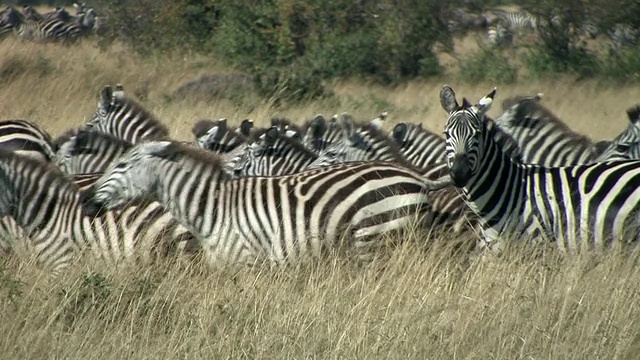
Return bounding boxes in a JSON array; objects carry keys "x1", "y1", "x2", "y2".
[
  {"x1": 0, "y1": 3, "x2": 101, "y2": 43},
  {"x1": 2, "y1": 83, "x2": 640, "y2": 273},
  {"x1": 469, "y1": 8, "x2": 639, "y2": 54}
]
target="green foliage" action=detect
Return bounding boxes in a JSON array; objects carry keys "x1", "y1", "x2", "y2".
[{"x1": 459, "y1": 47, "x2": 518, "y2": 84}]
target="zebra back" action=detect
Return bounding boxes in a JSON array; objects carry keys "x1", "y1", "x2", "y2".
[
  {"x1": 87, "y1": 85, "x2": 169, "y2": 143},
  {"x1": 55, "y1": 129, "x2": 133, "y2": 175},
  {"x1": 0, "y1": 119, "x2": 57, "y2": 162}
]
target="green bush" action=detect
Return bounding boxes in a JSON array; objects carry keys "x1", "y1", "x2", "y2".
[{"x1": 459, "y1": 47, "x2": 518, "y2": 84}]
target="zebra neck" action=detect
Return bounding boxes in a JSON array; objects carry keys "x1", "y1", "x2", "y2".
[{"x1": 462, "y1": 139, "x2": 527, "y2": 233}]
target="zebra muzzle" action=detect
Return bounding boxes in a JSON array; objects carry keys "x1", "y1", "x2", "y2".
[{"x1": 449, "y1": 155, "x2": 472, "y2": 187}]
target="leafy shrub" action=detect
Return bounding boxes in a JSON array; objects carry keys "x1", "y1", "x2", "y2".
[{"x1": 459, "y1": 47, "x2": 518, "y2": 84}]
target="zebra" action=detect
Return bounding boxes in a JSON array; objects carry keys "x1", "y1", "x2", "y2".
[
  {"x1": 193, "y1": 118, "x2": 249, "y2": 153},
  {"x1": 0, "y1": 119, "x2": 57, "y2": 163},
  {"x1": 233, "y1": 125, "x2": 479, "y2": 238},
  {"x1": 441, "y1": 85, "x2": 640, "y2": 251},
  {"x1": 233, "y1": 126, "x2": 319, "y2": 177},
  {"x1": 55, "y1": 129, "x2": 133, "y2": 175},
  {"x1": 86, "y1": 141, "x2": 454, "y2": 266},
  {"x1": 301, "y1": 114, "x2": 343, "y2": 153},
  {"x1": 0, "y1": 149, "x2": 199, "y2": 272},
  {"x1": 487, "y1": 23, "x2": 513, "y2": 47},
  {"x1": 494, "y1": 92, "x2": 613, "y2": 166},
  {"x1": 86, "y1": 85, "x2": 170, "y2": 143},
  {"x1": 1, "y1": 6, "x2": 81, "y2": 42},
  {"x1": 607, "y1": 23, "x2": 639, "y2": 56},
  {"x1": 307, "y1": 114, "x2": 418, "y2": 170},
  {"x1": 391, "y1": 122, "x2": 446, "y2": 168},
  {"x1": 595, "y1": 105, "x2": 640, "y2": 162}
]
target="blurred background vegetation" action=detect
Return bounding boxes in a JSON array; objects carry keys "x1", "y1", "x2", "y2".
[{"x1": 9, "y1": 0, "x2": 640, "y2": 102}]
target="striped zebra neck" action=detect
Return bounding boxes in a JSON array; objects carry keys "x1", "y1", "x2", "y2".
[{"x1": 459, "y1": 124, "x2": 529, "y2": 235}]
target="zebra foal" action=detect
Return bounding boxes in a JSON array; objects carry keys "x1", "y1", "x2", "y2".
[
  {"x1": 441, "y1": 85, "x2": 640, "y2": 252},
  {"x1": 87, "y1": 141, "x2": 453, "y2": 266}
]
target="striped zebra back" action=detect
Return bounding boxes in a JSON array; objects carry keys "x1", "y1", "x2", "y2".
[
  {"x1": 55, "y1": 129, "x2": 133, "y2": 175},
  {"x1": 495, "y1": 93, "x2": 600, "y2": 166},
  {"x1": 391, "y1": 122, "x2": 446, "y2": 168},
  {"x1": 0, "y1": 119, "x2": 57, "y2": 162},
  {"x1": 87, "y1": 85, "x2": 169, "y2": 143}
]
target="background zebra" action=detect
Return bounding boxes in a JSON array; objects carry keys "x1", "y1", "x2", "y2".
[
  {"x1": 441, "y1": 85, "x2": 640, "y2": 252},
  {"x1": 0, "y1": 149, "x2": 198, "y2": 272},
  {"x1": 494, "y1": 93, "x2": 613, "y2": 166},
  {"x1": 86, "y1": 85, "x2": 170, "y2": 143},
  {"x1": 55, "y1": 129, "x2": 133, "y2": 175},
  {"x1": 87, "y1": 141, "x2": 453, "y2": 266},
  {"x1": 391, "y1": 122, "x2": 446, "y2": 168},
  {"x1": 0, "y1": 119, "x2": 57, "y2": 162}
]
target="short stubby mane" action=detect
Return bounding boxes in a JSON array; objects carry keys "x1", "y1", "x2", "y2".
[
  {"x1": 263, "y1": 130, "x2": 318, "y2": 159},
  {"x1": 191, "y1": 119, "x2": 218, "y2": 139},
  {"x1": 150, "y1": 141, "x2": 228, "y2": 171},
  {"x1": 109, "y1": 97, "x2": 170, "y2": 141},
  {"x1": 485, "y1": 116, "x2": 524, "y2": 164}
]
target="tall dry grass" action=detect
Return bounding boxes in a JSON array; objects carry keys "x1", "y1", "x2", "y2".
[{"x1": 0, "y1": 37, "x2": 639, "y2": 358}]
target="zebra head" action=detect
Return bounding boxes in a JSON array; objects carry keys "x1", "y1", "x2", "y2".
[
  {"x1": 306, "y1": 113, "x2": 357, "y2": 168},
  {"x1": 89, "y1": 141, "x2": 172, "y2": 210},
  {"x1": 441, "y1": 85, "x2": 496, "y2": 187},
  {"x1": 88, "y1": 85, "x2": 117, "y2": 129},
  {"x1": 594, "y1": 105, "x2": 640, "y2": 161}
]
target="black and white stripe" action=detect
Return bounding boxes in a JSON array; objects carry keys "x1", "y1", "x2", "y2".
[
  {"x1": 494, "y1": 93, "x2": 610, "y2": 166},
  {"x1": 0, "y1": 150, "x2": 198, "y2": 272},
  {"x1": 88, "y1": 141, "x2": 453, "y2": 265},
  {"x1": 596, "y1": 106, "x2": 640, "y2": 161},
  {"x1": 233, "y1": 126, "x2": 318, "y2": 177},
  {"x1": 441, "y1": 85, "x2": 640, "y2": 251},
  {"x1": 392, "y1": 122, "x2": 446, "y2": 168},
  {"x1": 87, "y1": 85, "x2": 169, "y2": 143},
  {"x1": 0, "y1": 119, "x2": 57, "y2": 163},
  {"x1": 55, "y1": 129, "x2": 133, "y2": 175}
]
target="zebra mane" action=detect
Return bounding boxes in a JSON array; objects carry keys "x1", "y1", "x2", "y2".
[
  {"x1": 485, "y1": 116, "x2": 524, "y2": 163},
  {"x1": 350, "y1": 123, "x2": 420, "y2": 170},
  {"x1": 627, "y1": 105, "x2": 640, "y2": 125},
  {"x1": 110, "y1": 95, "x2": 170, "y2": 141},
  {"x1": 501, "y1": 95, "x2": 593, "y2": 144},
  {"x1": 59, "y1": 129, "x2": 133, "y2": 156},
  {"x1": 261, "y1": 128, "x2": 318, "y2": 159},
  {"x1": 500, "y1": 93, "x2": 543, "y2": 111},
  {"x1": 145, "y1": 141, "x2": 227, "y2": 170},
  {"x1": 191, "y1": 119, "x2": 217, "y2": 138},
  {"x1": 54, "y1": 127, "x2": 84, "y2": 148}
]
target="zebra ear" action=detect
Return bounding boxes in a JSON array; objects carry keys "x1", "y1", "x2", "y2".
[
  {"x1": 440, "y1": 85, "x2": 459, "y2": 113},
  {"x1": 309, "y1": 115, "x2": 327, "y2": 137},
  {"x1": 99, "y1": 85, "x2": 113, "y2": 107},
  {"x1": 392, "y1": 123, "x2": 408, "y2": 144},
  {"x1": 265, "y1": 127, "x2": 279, "y2": 145},
  {"x1": 475, "y1": 87, "x2": 497, "y2": 117},
  {"x1": 340, "y1": 113, "x2": 356, "y2": 137},
  {"x1": 239, "y1": 119, "x2": 253, "y2": 137},
  {"x1": 627, "y1": 105, "x2": 640, "y2": 125}
]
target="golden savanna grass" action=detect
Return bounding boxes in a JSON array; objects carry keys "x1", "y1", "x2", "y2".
[{"x1": 0, "y1": 35, "x2": 640, "y2": 359}]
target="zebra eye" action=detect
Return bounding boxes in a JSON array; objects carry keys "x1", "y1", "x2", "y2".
[{"x1": 616, "y1": 144, "x2": 630, "y2": 152}]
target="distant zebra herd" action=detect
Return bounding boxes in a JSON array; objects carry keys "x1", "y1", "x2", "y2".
[
  {"x1": 451, "y1": 7, "x2": 639, "y2": 55},
  {"x1": 2, "y1": 83, "x2": 640, "y2": 273},
  {"x1": 0, "y1": 3, "x2": 101, "y2": 43}
]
